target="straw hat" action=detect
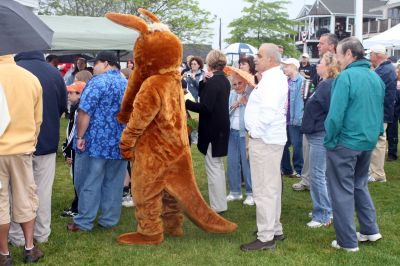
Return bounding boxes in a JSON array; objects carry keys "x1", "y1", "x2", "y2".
[{"x1": 224, "y1": 66, "x2": 256, "y2": 87}]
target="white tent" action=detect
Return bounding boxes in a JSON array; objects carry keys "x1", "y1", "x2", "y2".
[
  {"x1": 39, "y1": 15, "x2": 138, "y2": 51},
  {"x1": 363, "y1": 23, "x2": 400, "y2": 49}
]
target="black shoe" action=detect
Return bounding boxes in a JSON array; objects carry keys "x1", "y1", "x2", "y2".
[
  {"x1": 0, "y1": 253, "x2": 13, "y2": 266},
  {"x1": 61, "y1": 208, "x2": 78, "y2": 217},
  {"x1": 23, "y1": 246, "x2": 44, "y2": 263},
  {"x1": 387, "y1": 156, "x2": 397, "y2": 161},
  {"x1": 240, "y1": 239, "x2": 276, "y2": 251},
  {"x1": 252, "y1": 231, "x2": 285, "y2": 241}
]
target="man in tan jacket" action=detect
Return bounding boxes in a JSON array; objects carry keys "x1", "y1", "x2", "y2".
[{"x1": 0, "y1": 55, "x2": 44, "y2": 264}]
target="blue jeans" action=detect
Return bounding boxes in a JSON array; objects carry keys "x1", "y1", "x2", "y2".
[
  {"x1": 227, "y1": 129, "x2": 252, "y2": 196},
  {"x1": 73, "y1": 152, "x2": 127, "y2": 231},
  {"x1": 281, "y1": 125, "x2": 303, "y2": 174},
  {"x1": 326, "y1": 146, "x2": 379, "y2": 249},
  {"x1": 306, "y1": 132, "x2": 332, "y2": 223}
]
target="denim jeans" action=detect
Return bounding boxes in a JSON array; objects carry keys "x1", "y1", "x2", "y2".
[
  {"x1": 306, "y1": 132, "x2": 332, "y2": 223},
  {"x1": 227, "y1": 129, "x2": 252, "y2": 196},
  {"x1": 73, "y1": 152, "x2": 127, "y2": 231},
  {"x1": 281, "y1": 125, "x2": 303, "y2": 174}
]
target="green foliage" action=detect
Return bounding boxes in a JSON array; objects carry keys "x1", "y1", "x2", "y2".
[
  {"x1": 38, "y1": 0, "x2": 215, "y2": 43},
  {"x1": 226, "y1": 0, "x2": 300, "y2": 57}
]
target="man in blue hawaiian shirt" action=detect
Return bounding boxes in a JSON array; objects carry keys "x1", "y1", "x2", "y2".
[{"x1": 67, "y1": 51, "x2": 128, "y2": 232}]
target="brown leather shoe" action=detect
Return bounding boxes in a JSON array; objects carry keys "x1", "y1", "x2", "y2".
[
  {"x1": 67, "y1": 223, "x2": 82, "y2": 232},
  {"x1": 0, "y1": 253, "x2": 13, "y2": 266},
  {"x1": 23, "y1": 246, "x2": 44, "y2": 263},
  {"x1": 240, "y1": 239, "x2": 276, "y2": 251}
]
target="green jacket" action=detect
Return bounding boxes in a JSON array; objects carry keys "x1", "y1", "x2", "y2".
[{"x1": 324, "y1": 60, "x2": 385, "y2": 151}]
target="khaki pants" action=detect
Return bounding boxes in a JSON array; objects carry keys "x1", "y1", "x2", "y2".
[
  {"x1": 9, "y1": 153, "x2": 56, "y2": 245},
  {"x1": 249, "y1": 138, "x2": 284, "y2": 242},
  {"x1": 369, "y1": 123, "x2": 387, "y2": 181},
  {"x1": 205, "y1": 144, "x2": 227, "y2": 213},
  {"x1": 0, "y1": 154, "x2": 38, "y2": 225}
]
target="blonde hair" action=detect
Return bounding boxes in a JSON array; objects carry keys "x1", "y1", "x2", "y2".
[
  {"x1": 74, "y1": 70, "x2": 93, "y2": 83},
  {"x1": 206, "y1": 50, "x2": 227, "y2": 71},
  {"x1": 321, "y1": 52, "x2": 341, "y2": 78}
]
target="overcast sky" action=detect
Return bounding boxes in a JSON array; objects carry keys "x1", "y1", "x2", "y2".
[{"x1": 197, "y1": 0, "x2": 315, "y2": 48}]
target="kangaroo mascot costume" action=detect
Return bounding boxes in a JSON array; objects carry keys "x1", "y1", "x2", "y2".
[{"x1": 106, "y1": 9, "x2": 237, "y2": 245}]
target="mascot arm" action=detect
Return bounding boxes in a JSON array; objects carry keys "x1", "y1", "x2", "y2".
[
  {"x1": 120, "y1": 82, "x2": 161, "y2": 160},
  {"x1": 117, "y1": 68, "x2": 143, "y2": 124}
]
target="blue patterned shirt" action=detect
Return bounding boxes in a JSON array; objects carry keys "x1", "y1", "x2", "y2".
[{"x1": 75, "y1": 69, "x2": 127, "y2": 159}]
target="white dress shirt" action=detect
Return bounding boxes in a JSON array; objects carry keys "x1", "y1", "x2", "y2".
[{"x1": 244, "y1": 66, "x2": 288, "y2": 145}]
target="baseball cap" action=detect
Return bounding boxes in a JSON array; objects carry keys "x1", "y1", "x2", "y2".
[
  {"x1": 281, "y1": 58, "x2": 300, "y2": 69},
  {"x1": 370, "y1": 44, "x2": 386, "y2": 54},
  {"x1": 94, "y1": 51, "x2": 118, "y2": 64},
  {"x1": 67, "y1": 81, "x2": 86, "y2": 93},
  {"x1": 301, "y1": 53, "x2": 310, "y2": 58}
]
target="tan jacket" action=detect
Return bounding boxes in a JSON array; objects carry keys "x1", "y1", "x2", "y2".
[{"x1": 0, "y1": 55, "x2": 42, "y2": 155}]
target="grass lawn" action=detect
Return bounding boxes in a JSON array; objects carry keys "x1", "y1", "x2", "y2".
[{"x1": 9, "y1": 118, "x2": 400, "y2": 265}]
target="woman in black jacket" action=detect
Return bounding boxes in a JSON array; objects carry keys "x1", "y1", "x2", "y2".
[
  {"x1": 301, "y1": 52, "x2": 341, "y2": 228},
  {"x1": 186, "y1": 50, "x2": 230, "y2": 213}
]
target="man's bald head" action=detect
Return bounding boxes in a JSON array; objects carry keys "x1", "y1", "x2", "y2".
[{"x1": 255, "y1": 43, "x2": 281, "y2": 73}]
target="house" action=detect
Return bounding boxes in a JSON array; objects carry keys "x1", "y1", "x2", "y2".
[
  {"x1": 294, "y1": 0, "x2": 384, "y2": 58},
  {"x1": 365, "y1": 0, "x2": 400, "y2": 37}
]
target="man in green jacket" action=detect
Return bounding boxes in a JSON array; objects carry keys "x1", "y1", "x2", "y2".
[{"x1": 324, "y1": 37, "x2": 385, "y2": 252}]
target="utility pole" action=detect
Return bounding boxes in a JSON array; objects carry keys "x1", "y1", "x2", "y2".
[
  {"x1": 355, "y1": 0, "x2": 363, "y2": 41},
  {"x1": 219, "y1": 18, "x2": 222, "y2": 50}
]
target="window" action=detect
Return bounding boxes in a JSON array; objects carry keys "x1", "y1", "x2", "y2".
[{"x1": 346, "y1": 17, "x2": 354, "y2": 32}]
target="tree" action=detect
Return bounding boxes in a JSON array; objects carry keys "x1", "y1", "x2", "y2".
[
  {"x1": 38, "y1": 0, "x2": 215, "y2": 43},
  {"x1": 225, "y1": 0, "x2": 299, "y2": 57}
]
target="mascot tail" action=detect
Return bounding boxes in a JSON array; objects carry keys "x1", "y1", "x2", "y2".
[{"x1": 165, "y1": 152, "x2": 237, "y2": 234}]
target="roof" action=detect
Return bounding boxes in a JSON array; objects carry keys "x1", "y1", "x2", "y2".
[
  {"x1": 182, "y1": 44, "x2": 212, "y2": 61},
  {"x1": 307, "y1": 0, "x2": 384, "y2": 16},
  {"x1": 39, "y1": 15, "x2": 138, "y2": 51},
  {"x1": 296, "y1": 5, "x2": 313, "y2": 19}
]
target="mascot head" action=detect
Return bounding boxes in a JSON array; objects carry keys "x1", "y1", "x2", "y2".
[{"x1": 106, "y1": 8, "x2": 183, "y2": 77}]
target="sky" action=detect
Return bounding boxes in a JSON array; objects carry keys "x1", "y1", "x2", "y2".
[{"x1": 197, "y1": 0, "x2": 315, "y2": 49}]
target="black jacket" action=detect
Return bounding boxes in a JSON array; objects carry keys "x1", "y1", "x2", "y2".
[
  {"x1": 15, "y1": 51, "x2": 67, "y2": 155},
  {"x1": 375, "y1": 60, "x2": 397, "y2": 123},
  {"x1": 186, "y1": 71, "x2": 230, "y2": 157},
  {"x1": 301, "y1": 78, "x2": 334, "y2": 134}
]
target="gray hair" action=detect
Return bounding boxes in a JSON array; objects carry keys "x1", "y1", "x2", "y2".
[
  {"x1": 321, "y1": 33, "x2": 339, "y2": 51},
  {"x1": 338, "y1": 37, "x2": 365, "y2": 60}
]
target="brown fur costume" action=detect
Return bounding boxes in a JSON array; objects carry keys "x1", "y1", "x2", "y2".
[{"x1": 106, "y1": 9, "x2": 237, "y2": 245}]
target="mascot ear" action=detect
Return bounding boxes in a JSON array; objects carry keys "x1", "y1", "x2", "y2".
[
  {"x1": 137, "y1": 8, "x2": 160, "y2": 23},
  {"x1": 106, "y1": 12, "x2": 148, "y2": 34}
]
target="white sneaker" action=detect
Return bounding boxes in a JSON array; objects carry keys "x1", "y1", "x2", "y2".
[
  {"x1": 122, "y1": 195, "x2": 135, "y2": 207},
  {"x1": 226, "y1": 194, "x2": 242, "y2": 202},
  {"x1": 331, "y1": 240, "x2": 359, "y2": 252},
  {"x1": 307, "y1": 220, "x2": 332, "y2": 228},
  {"x1": 368, "y1": 175, "x2": 376, "y2": 182},
  {"x1": 243, "y1": 195, "x2": 255, "y2": 206},
  {"x1": 356, "y1": 232, "x2": 382, "y2": 242}
]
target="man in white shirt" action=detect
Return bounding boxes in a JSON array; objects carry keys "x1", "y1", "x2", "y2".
[{"x1": 240, "y1": 43, "x2": 288, "y2": 251}]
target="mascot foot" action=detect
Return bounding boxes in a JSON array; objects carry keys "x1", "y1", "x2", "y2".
[
  {"x1": 117, "y1": 232, "x2": 164, "y2": 245},
  {"x1": 165, "y1": 227, "x2": 184, "y2": 237}
]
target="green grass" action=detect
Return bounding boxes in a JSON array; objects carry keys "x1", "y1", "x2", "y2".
[{"x1": 9, "y1": 118, "x2": 400, "y2": 265}]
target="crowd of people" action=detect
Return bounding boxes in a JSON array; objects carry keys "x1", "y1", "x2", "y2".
[{"x1": 0, "y1": 32, "x2": 399, "y2": 265}]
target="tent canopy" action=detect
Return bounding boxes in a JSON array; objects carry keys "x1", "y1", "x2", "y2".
[
  {"x1": 39, "y1": 15, "x2": 138, "y2": 51},
  {"x1": 363, "y1": 24, "x2": 400, "y2": 49}
]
